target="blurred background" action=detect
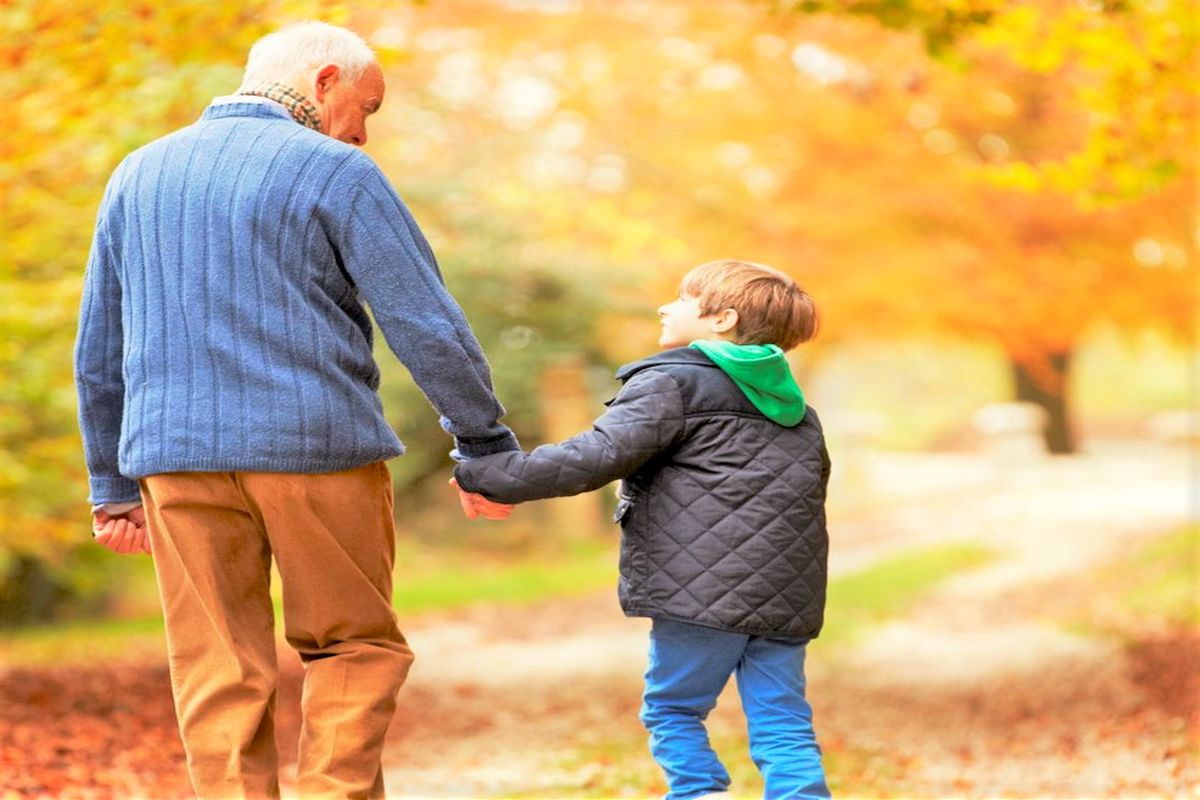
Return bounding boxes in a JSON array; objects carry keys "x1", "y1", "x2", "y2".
[{"x1": 0, "y1": 0, "x2": 1196, "y2": 797}]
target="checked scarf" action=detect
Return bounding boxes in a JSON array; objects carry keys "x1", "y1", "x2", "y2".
[{"x1": 239, "y1": 82, "x2": 322, "y2": 132}]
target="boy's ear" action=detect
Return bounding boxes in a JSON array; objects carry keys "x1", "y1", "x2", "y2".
[{"x1": 711, "y1": 308, "x2": 739, "y2": 334}]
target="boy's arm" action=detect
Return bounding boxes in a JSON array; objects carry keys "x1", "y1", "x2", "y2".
[{"x1": 453, "y1": 370, "x2": 685, "y2": 504}]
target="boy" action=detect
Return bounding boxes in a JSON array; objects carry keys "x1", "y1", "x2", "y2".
[{"x1": 454, "y1": 260, "x2": 832, "y2": 799}]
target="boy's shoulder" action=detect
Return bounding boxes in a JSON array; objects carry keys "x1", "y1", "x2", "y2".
[
  {"x1": 614, "y1": 346, "x2": 825, "y2": 436},
  {"x1": 614, "y1": 347, "x2": 717, "y2": 383},
  {"x1": 614, "y1": 347, "x2": 751, "y2": 416}
]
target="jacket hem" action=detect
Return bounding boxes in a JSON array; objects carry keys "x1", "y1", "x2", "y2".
[{"x1": 621, "y1": 605, "x2": 819, "y2": 642}]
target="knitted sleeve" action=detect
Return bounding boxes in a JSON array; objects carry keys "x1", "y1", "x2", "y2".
[
  {"x1": 334, "y1": 162, "x2": 518, "y2": 458},
  {"x1": 74, "y1": 189, "x2": 141, "y2": 505}
]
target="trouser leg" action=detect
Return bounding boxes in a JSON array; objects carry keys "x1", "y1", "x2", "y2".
[
  {"x1": 736, "y1": 638, "x2": 830, "y2": 799},
  {"x1": 239, "y1": 462, "x2": 413, "y2": 800},
  {"x1": 640, "y1": 619, "x2": 747, "y2": 800},
  {"x1": 140, "y1": 472, "x2": 281, "y2": 800}
]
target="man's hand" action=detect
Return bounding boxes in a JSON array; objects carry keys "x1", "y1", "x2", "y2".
[
  {"x1": 93, "y1": 506, "x2": 151, "y2": 555},
  {"x1": 449, "y1": 478, "x2": 513, "y2": 520}
]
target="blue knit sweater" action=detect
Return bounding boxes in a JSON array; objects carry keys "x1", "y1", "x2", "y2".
[{"x1": 75, "y1": 98, "x2": 517, "y2": 505}]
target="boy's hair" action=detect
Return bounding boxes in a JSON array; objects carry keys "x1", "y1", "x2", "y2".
[{"x1": 681, "y1": 260, "x2": 819, "y2": 351}]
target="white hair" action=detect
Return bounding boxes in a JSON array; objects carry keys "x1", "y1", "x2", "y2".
[{"x1": 240, "y1": 22, "x2": 376, "y2": 89}]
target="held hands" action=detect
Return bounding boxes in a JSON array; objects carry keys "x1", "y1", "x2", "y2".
[
  {"x1": 92, "y1": 506, "x2": 152, "y2": 555},
  {"x1": 449, "y1": 478, "x2": 513, "y2": 521}
]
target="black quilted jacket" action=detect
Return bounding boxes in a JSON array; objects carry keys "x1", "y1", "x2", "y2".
[{"x1": 454, "y1": 347, "x2": 830, "y2": 640}]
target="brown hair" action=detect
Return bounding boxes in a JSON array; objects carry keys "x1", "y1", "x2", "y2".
[{"x1": 680, "y1": 260, "x2": 819, "y2": 351}]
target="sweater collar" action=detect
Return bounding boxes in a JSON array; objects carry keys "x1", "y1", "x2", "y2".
[
  {"x1": 201, "y1": 97, "x2": 294, "y2": 124},
  {"x1": 200, "y1": 86, "x2": 322, "y2": 133},
  {"x1": 238, "y1": 82, "x2": 323, "y2": 132}
]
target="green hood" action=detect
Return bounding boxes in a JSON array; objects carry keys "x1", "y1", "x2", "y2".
[{"x1": 689, "y1": 340, "x2": 806, "y2": 427}]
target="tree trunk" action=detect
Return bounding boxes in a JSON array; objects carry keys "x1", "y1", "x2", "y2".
[
  {"x1": 1011, "y1": 350, "x2": 1077, "y2": 454},
  {"x1": 539, "y1": 358, "x2": 605, "y2": 537},
  {"x1": 0, "y1": 555, "x2": 65, "y2": 627}
]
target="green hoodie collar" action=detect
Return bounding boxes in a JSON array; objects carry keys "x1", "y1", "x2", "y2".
[{"x1": 689, "y1": 340, "x2": 806, "y2": 427}]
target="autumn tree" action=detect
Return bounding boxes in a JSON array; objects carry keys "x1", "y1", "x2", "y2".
[
  {"x1": 761, "y1": 0, "x2": 1197, "y2": 199},
  {"x1": 373, "y1": 0, "x2": 1195, "y2": 451},
  {"x1": 764, "y1": 0, "x2": 1198, "y2": 450}
]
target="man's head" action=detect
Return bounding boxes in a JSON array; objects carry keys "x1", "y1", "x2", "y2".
[
  {"x1": 240, "y1": 22, "x2": 384, "y2": 146},
  {"x1": 657, "y1": 260, "x2": 819, "y2": 351}
]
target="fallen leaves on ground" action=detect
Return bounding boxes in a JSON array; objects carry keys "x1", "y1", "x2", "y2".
[{"x1": 0, "y1": 662, "x2": 189, "y2": 799}]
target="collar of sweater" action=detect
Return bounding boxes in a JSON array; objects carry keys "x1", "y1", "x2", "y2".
[{"x1": 237, "y1": 82, "x2": 322, "y2": 132}]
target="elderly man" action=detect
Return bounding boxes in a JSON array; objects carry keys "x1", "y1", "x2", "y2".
[{"x1": 75, "y1": 22, "x2": 512, "y2": 799}]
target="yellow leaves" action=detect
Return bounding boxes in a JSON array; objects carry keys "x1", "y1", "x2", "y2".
[
  {"x1": 955, "y1": 0, "x2": 1197, "y2": 201},
  {"x1": 275, "y1": 0, "x2": 355, "y2": 26},
  {"x1": 975, "y1": 5, "x2": 1060, "y2": 71}
]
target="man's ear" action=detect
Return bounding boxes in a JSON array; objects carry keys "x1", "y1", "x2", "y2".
[
  {"x1": 313, "y1": 64, "x2": 340, "y2": 101},
  {"x1": 711, "y1": 308, "x2": 739, "y2": 334}
]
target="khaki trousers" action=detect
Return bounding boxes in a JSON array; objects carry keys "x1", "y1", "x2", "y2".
[{"x1": 140, "y1": 463, "x2": 413, "y2": 800}]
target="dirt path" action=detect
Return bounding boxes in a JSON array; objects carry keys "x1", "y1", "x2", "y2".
[{"x1": 378, "y1": 444, "x2": 1197, "y2": 797}]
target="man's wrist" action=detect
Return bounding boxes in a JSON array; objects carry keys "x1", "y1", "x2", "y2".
[
  {"x1": 92, "y1": 501, "x2": 143, "y2": 516},
  {"x1": 89, "y1": 475, "x2": 142, "y2": 507}
]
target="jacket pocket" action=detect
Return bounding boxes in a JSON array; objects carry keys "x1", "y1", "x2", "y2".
[
  {"x1": 612, "y1": 479, "x2": 638, "y2": 523},
  {"x1": 613, "y1": 495, "x2": 634, "y2": 524}
]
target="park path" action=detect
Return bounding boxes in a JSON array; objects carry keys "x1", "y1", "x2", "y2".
[{"x1": 372, "y1": 442, "x2": 1196, "y2": 798}]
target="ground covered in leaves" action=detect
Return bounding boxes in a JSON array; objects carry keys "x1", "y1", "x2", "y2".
[{"x1": 1, "y1": 446, "x2": 1195, "y2": 798}]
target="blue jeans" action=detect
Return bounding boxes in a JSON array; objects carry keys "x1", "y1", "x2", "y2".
[{"x1": 640, "y1": 618, "x2": 831, "y2": 800}]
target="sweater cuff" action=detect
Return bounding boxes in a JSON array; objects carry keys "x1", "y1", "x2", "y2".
[
  {"x1": 88, "y1": 475, "x2": 142, "y2": 506},
  {"x1": 92, "y1": 500, "x2": 143, "y2": 515},
  {"x1": 450, "y1": 431, "x2": 520, "y2": 461}
]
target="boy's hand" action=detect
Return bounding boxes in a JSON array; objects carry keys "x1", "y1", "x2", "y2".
[
  {"x1": 449, "y1": 478, "x2": 514, "y2": 521},
  {"x1": 93, "y1": 506, "x2": 152, "y2": 555}
]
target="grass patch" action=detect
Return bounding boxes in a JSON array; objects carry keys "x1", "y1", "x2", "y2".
[
  {"x1": 822, "y1": 541, "x2": 995, "y2": 647},
  {"x1": 0, "y1": 540, "x2": 616, "y2": 667},
  {"x1": 1117, "y1": 524, "x2": 1199, "y2": 627},
  {"x1": 1068, "y1": 524, "x2": 1200, "y2": 637},
  {"x1": 391, "y1": 539, "x2": 614, "y2": 615},
  {"x1": 0, "y1": 539, "x2": 992, "y2": 674},
  {"x1": 0, "y1": 615, "x2": 168, "y2": 667}
]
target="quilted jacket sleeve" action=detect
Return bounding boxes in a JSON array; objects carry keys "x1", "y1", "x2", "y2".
[{"x1": 453, "y1": 369, "x2": 685, "y2": 503}]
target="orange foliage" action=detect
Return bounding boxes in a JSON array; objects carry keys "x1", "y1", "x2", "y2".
[{"x1": 359, "y1": 0, "x2": 1195, "y2": 366}]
